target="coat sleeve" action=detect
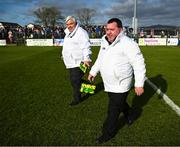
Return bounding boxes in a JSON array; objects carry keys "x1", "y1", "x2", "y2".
[
  {"x1": 78, "y1": 30, "x2": 92, "y2": 62},
  {"x1": 124, "y1": 40, "x2": 146, "y2": 87},
  {"x1": 89, "y1": 47, "x2": 104, "y2": 77}
]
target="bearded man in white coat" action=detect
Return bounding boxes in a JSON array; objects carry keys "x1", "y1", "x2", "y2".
[{"x1": 88, "y1": 18, "x2": 146, "y2": 144}]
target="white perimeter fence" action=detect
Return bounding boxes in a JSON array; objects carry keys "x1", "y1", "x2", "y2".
[{"x1": 0, "y1": 38, "x2": 179, "y2": 46}]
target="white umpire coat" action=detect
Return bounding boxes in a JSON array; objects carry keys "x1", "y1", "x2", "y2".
[
  {"x1": 62, "y1": 24, "x2": 92, "y2": 69},
  {"x1": 90, "y1": 32, "x2": 146, "y2": 93}
]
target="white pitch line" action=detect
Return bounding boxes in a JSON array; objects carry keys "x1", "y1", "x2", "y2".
[{"x1": 145, "y1": 77, "x2": 180, "y2": 116}]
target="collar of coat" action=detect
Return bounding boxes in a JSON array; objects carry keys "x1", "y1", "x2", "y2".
[
  {"x1": 103, "y1": 31, "x2": 124, "y2": 47},
  {"x1": 64, "y1": 23, "x2": 79, "y2": 38}
]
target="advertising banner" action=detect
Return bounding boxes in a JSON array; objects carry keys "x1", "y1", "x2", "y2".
[
  {"x1": 139, "y1": 38, "x2": 166, "y2": 46},
  {"x1": 54, "y1": 39, "x2": 64, "y2": 46},
  {"x1": 0, "y1": 40, "x2": 6, "y2": 46},
  {"x1": 167, "y1": 38, "x2": 179, "y2": 46},
  {"x1": 53, "y1": 39, "x2": 102, "y2": 46},
  {"x1": 26, "y1": 39, "x2": 53, "y2": 46},
  {"x1": 90, "y1": 39, "x2": 101, "y2": 46}
]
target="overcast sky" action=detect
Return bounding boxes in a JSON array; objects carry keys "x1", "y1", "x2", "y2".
[{"x1": 0, "y1": 0, "x2": 180, "y2": 27}]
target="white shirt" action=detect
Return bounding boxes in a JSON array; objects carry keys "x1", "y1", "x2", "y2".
[
  {"x1": 90, "y1": 32, "x2": 146, "y2": 93},
  {"x1": 62, "y1": 24, "x2": 92, "y2": 69}
]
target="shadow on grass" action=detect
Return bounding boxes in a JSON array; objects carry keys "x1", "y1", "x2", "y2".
[
  {"x1": 95, "y1": 82, "x2": 104, "y2": 94},
  {"x1": 116, "y1": 74, "x2": 167, "y2": 134},
  {"x1": 131, "y1": 74, "x2": 167, "y2": 121}
]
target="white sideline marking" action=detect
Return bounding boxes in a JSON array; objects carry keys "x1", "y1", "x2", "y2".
[{"x1": 145, "y1": 77, "x2": 180, "y2": 116}]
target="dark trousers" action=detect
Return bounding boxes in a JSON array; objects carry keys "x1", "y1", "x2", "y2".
[
  {"x1": 69, "y1": 67, "x2": 84, "y2": 101},
  {"x1": 102, "y1": 92, "x2": 129, "y2": 137}
]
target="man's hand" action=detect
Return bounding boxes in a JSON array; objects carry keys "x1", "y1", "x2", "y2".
[
  {"x1": 84, "y1": 61, "x2": 91, "y2": 67},
  {"x1": 135, "y1": 87, "x2": 144, "y2": 96},
  {"x1": 88, "y1": 74, "x2": 95, "y2": 82}
]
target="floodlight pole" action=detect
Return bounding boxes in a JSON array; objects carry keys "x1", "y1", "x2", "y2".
[{"x1": 132, "y1": 0, "x2": 138, "y2": 38}]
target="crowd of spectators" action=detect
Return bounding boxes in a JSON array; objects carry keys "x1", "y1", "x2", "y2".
[
  {"x1": 0, "y1": 24, "x2": 106, "y2": 44},
  {"x1": 1, "y1": 22, "x2": 179, "y2": 44}
]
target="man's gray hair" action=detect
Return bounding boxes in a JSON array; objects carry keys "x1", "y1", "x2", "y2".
[{"x1": 65, "y1": 16, "x2": 76, "y2": 23}]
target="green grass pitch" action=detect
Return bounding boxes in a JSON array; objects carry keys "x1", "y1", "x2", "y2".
[{"x1": 0, "y1": 45, "x2": 180, "y2": 145}]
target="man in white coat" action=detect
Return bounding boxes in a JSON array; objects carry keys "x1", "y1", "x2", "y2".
[
  {"x1": 62, "y1": 16, "x2": 92, "y2": 106},
  {"x1": 88, "y1": 18, "x2": 146, "y2": 144}
]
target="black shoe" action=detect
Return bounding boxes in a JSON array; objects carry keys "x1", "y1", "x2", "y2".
[
  {"x1": 126, "y1": 115, "x2": 134, "y2": 126},
  {"x1": 69, "y1": 100, "x2": 80, "y2": 106},
  {"x1": 95, "y1": 134, "x2": 112, "y2": 144}
]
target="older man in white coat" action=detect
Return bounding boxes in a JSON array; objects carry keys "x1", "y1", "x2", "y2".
[
  {"x1": 88, "y1": 18, "x2": 146, "y2": 144},
  {"x1": 62, "y1": 16, "x2": 92, "y2": 106}
]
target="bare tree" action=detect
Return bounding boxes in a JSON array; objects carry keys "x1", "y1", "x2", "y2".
[
  {"x1": 75, "y1": 8, "x2": 96, "y2": 26},
  {"x1": 34, "y1": 6, "x2": 64, "y2": 27}
]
